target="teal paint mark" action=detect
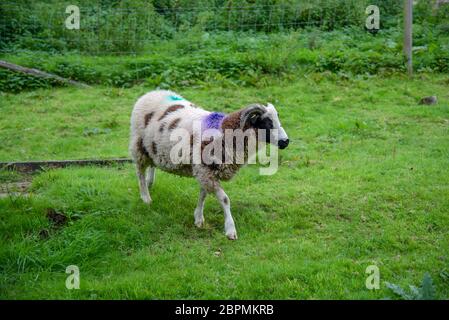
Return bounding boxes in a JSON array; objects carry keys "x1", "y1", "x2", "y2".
[{"x1": 169, "y1": 95, "x2": 183, "y2": 101}]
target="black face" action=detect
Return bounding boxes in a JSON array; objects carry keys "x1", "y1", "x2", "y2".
[
  {"x1": 253, "y1": 116, "x2": 274, "y2": 143},
  {"x1": 278, "y1": 139, "x2": 289, "y2": 149}
]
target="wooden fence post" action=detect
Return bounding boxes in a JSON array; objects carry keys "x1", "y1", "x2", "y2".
[{"x1": 404, "y1": 0, "x2": 413, "y2": 76}]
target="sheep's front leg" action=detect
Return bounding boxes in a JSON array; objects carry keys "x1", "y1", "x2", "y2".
[
  {"x1": 215, "y1": 187, "x2": 237, "y2": 240},
  {"x1": 194, "y1": 188, "x2": 207, "y2": 227}
]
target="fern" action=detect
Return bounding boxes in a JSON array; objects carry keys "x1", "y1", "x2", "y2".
[
  {"x1": 420, "y1": 273, "x2": 436, "y2": 300},
  {"x1": 386, "y1": 273, "x2": 437, "y2": 300}
]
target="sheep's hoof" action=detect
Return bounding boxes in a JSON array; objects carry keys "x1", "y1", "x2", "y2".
[
  {"x1": 226, "y1": 231, "x2": 238, "y2": 240},
  {"x1": 194, "y1": 219, "x2": 204, "y2": 228},
  {"x1": 194, "y1": 209, "x2": 204, "y2": 227},
  {"x1": 141, "y1": 195, "x2": 152, "y2": 205},
  {"x1": 194, "y1": 214, "x2": 204, "y2": 227}
]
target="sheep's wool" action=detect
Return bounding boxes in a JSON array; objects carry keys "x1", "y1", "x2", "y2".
[{"x1": 129, "y1": 89, "x2": 289, "y2": 240}]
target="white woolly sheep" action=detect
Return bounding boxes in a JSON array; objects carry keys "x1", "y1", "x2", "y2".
[{"x1": 129, "y1": 89, "x2": 289, "y2": 240}]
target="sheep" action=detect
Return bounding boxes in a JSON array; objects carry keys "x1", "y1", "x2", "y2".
[{"x1": 129, "y1": 89, "x2": 289, "y2": 240}]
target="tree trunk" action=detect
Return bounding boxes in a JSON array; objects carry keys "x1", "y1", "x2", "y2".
[{"x1": 0, "y1": 60, "x2": 91, "y2": 88}]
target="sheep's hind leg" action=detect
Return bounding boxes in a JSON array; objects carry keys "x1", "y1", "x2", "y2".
[
  {"x1": 215, "y1": 187, "x2": 237, "y2": 240},
  {"x1": 194, "y1": 188, "x2": 207, "y2": 227},
  {"x1": 146, "y1": 167, "x2": 156, "y2": 189},
  {"x1": 137, "y1": 164, "x2": 151, "y2": 204}
]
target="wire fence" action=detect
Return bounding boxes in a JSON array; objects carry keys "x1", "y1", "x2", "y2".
[
  {"x1": 0, "y1": 1, "x2": 448, "y2": 91},
  {"x1": 0, "y1": 1, "x2": 384, "y2": 55}
]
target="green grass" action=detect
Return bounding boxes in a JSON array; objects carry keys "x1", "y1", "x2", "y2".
[{"x1": 1, "y1": 74, "x2": 449, "y2": 299}]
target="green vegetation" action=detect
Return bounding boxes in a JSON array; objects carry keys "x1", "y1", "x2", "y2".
[
  {"x1": 2, "y1": 0, "x2": 448, "y2": 52},
  {"x1": 1, "y1": 0, "x2": 448, "y2": 300},
  {"x1": 1, "y1": 1, "x2": 448, "y2": 92},
  {"x1": 1, "y1": 27, "x2": 448, "y2": 92},
  {"x1": 386, "y1": 273, "x2": 437, "y2": 300},
  {"x1": 1, "y1": 75, "x2": 448, "y2": 299},
  {"x1": 0, "y1": 0, "x2": 374, "y2": 53}
]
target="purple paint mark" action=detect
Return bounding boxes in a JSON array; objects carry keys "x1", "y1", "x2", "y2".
[{"x1": 202, "y1": 112, "x2": 226, "y2": 131}]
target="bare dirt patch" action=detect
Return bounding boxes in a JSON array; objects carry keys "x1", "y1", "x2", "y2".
[
  {"x1": 0, "y1": 180, "x2": 32, "y2": 198},
  {"x1": 46, "y1": 208, "x2": 68, "y2": 227}
]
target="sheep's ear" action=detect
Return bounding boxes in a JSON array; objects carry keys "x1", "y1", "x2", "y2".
[{"x1": 240, "y1": 104, "x2": 266, "y2": 129}]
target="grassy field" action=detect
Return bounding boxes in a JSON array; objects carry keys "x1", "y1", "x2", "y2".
[{"x1": 1, "y1": 74, "x2": 448, "y2": 299}]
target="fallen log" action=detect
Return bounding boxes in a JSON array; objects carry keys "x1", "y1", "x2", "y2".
[
  {"x1": 0, "y1": 60, "x2": 91, "y2": 88},
  {"x1": 0, "y1": 158, "x2": 132, "y2": 174}
]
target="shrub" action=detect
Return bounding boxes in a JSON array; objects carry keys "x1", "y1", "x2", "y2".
[{"x1": 0, "y1": 69, "x2": 57, "y2": 92}]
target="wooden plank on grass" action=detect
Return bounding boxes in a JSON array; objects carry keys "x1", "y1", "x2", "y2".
[
  {"x1": 0, "y1": 158, "x2": 132, "y2": 174},
  {"x1": 0, "y1": 60, "x2": 91, "y2": 88}
]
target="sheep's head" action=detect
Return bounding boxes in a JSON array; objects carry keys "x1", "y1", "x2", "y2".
[{"x1": 240, "y1": 103, "x2": 289, "y2": 149}]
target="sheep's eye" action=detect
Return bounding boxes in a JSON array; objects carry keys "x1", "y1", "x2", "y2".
[{"x1": 255, "y1": 117, "x2": 273, "y2": 130}]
